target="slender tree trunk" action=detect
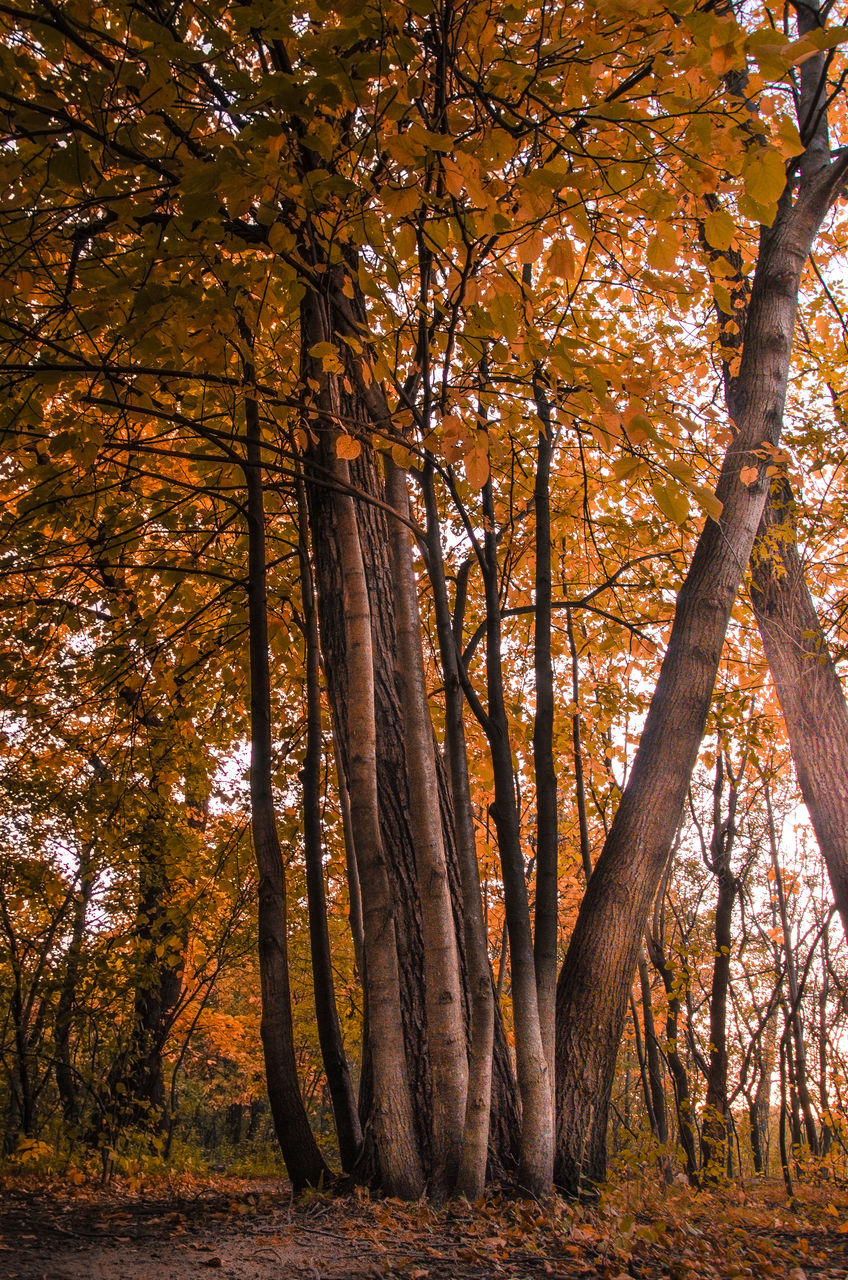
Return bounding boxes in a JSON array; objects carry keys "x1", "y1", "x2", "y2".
[
  {"x1": 331, "y1": 731, "x2": 364, "y2": 979},
  {"x1": 638, "y1": 952, "x2": 668, "y2": 1148},
  {"x1": 778, "y1": 1035, "x2": 794, "y2": 1197},
  {"x1": 422, "y1": 462, "x2": 495, "y2": 1200},
  {"x1": 818, "y1": 925, "x2": 832, "y2": 1157},
  {"x1": 765, "y1": 785, "x2": 819, "y2": 1154},
  {"x1": 297, "y1": 484, "x2": 362, "y2": 1175},
  {"x1": 554, "y1": 112, "x2": 847, "y2": 1195},
  {"x1": 646, "y1": 933, "x2": 698, "y2": 1179},
  {"x1": 55, "y1": 851, "x2": 93, "y2": 1124},
  {"x1": 244, "y1": 391, "x2": 329, "y2": 1192},
  {"x1": 385, "y1": 458, "x2": 468, "y2": 1198},
  {"x1": 701, "y1": 752, "x2": 741, "y2": 1178},
  {"x1": 750, "y1": 1005, "x2": 777, "y2": 1174},
  {"x1": 566, "y1": 610, "x2": 593, "y2": 883},
  {"x1": 531, "y1": 381, "x2": 558, "y2": 1088},
  {"x1": 480, "y1": 471, "x2": 553, "y2": 1197}
]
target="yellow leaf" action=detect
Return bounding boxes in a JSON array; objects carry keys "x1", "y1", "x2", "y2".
[
  {"x1": 547, "y1": 238, "x2": 576, "y2": 280},
  {"x1": 336, "y1": 434, "x2": 362, "y2": 460},
  {"x1": 739, "y1": 465, "x2": 759, "y2": 486},
  {"x1": 692, "y1": 485, "x2": 723, "y2": 522},
  {"x1": 465, "y1": 437, "x2": 490, "y2": 490},
  {"x1": 742, "y1": 148, "x2": 786, "y2": 208},
  {"x1": 612, "y1": 455, "x2": 644, "y2": 482},
  {"x1": 646, "y1": 223, "x2": 680, "y2": 272},
  {"x1": 653, "y1": 480, "x2": 689, "y2": 526},
  {"x1": 391, "y1": 443, "x2": 413, "y2": 469},
  {"x1": 703, "y1": 208, "x2": 736, "y2": 251}
]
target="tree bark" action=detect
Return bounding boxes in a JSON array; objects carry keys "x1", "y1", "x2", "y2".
[
  {"x1": 385, "y1": 458, "x2": 468, "y2": 1198},
  {"x1": 637, "y1": 951, "x2": 668, "y2": 1149},
  {"x1": 55, "y1": 849, "x2": 93, "y2": 1124},
  {"x1": 765, "y1": 784, "x2": 819, "y2": 1155}
]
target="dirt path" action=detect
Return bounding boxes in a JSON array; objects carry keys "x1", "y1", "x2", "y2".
[{"x1": 1, "y1": 1176, "x2": 847, "y2": 1280}]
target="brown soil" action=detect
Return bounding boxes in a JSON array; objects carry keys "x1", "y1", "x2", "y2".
[{"x1": 1, "y1": 1176, "x2": 847, "y2": 1280}]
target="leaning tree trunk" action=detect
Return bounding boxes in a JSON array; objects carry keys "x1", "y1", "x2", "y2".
[
  {"x1": 750, "y1": 477, "x2": 848, "y2": 944},
  {"x1": 554, "y1": 106, "x2": 848, "y2": 1193}
]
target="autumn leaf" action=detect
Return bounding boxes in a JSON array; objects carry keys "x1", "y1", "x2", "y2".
[{"x1": 336, "y1": 434, "x2": 362, "y2": 460}]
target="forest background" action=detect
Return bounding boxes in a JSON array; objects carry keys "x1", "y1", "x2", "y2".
[{"x1": 2, "y1": 0, "x2": 848, "y2": 1218}]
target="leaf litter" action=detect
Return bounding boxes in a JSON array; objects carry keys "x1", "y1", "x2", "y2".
[{"x1": 1, "y1": 1173, "x2": 847, "y2": 1279}]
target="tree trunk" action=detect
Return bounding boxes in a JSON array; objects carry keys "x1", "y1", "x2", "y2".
[
  {"x1": 385, "y1": 458, "x2": 468, "y2": 1198},
  {"x1": 554, "y1": 113, "x2": 847, "y2": 1195},
  {"x1": 765, "y1": 784, "x2": 819, "y2": 1155},
  {"x1": 297, "y1": 483, "x2": 362, "y2": 1175},
  {"x1": 750, "y1": 478, "x2": 848, "y2": 944},
  {"x1": 531, "y1": 382, "x2": 558, "y2": 1088},
  {"x1": 55, "y1": 850, "x2": 93, "y2": 1124},
  {"x1": 750, "y1": 1007, "x2": 777, "y2": 1174},
  {"x1": 700, "y1": 752, "x2": 741, "y2": 1179},
  {"x1": 637, "y1": 952, "x2": 668, "y2": 1149},
  {"x1": 479, "y1": 470, "x2": 553, "y2": 1197},
  {"x1": 303, "y1": 373, "x2": 519, "y2": 1188},
  {"x1": 422, "y1": 462, "x2": 496, "y2": 1200},
  {"x1": 244, "y1": 391, "x2": 329, "y2": 1192}
]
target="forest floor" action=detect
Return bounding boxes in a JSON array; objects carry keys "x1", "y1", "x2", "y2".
[{"x1": 1, "y1": 1172, "x2": 847, "y2": 1280}]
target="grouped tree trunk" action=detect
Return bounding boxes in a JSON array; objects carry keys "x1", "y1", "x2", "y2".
[{"x1": 301, "y1": 268, "x2": 520, "y2": 1192}]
